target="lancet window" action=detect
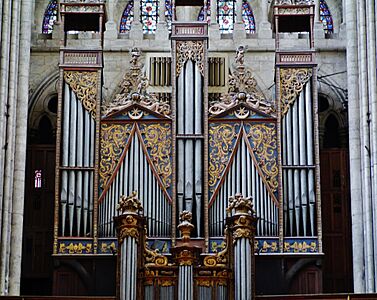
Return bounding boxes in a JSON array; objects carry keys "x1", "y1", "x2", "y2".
[
  {"x1": 141, "y1": 0, "x2": 159, "y2": 34},
  {"x1": 218, "y1": 0, "x2": 235, "y2": 33},
  {"x1": 42, "y1": 0, "x2": 58, "y2": 34},
  {"x1": 165, "y1": 0, "x2": 173, "y2": 30},
  {"x1": 319, "y1": 0, "x2": 333, "y2": 34},
  {"x1": 242, "y1": 1, "x2": 256, "y2": 34},
  {"x1": 120, "y1": 0, "x2": 134, "y2": 33}
]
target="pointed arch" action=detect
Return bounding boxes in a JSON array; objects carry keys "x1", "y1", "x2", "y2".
[
  {"x1": 319, "y1": 0, "x2": 334, "y2": 34},
  {"x1": 119, "y1": 0, "x2": 134, "y2": 33},
  {"x1": 242, "y1": 0, "x2": 256, "y2": 34},
  {"x1": 42, "y1": 0, "x2": 58, "y2": 34}
]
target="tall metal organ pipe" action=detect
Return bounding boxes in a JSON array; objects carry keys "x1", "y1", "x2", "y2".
[
  {"x1": 60, "y1": 83, "x2": 94, "y2": 237},
  {"x1": 177, "y1": 60, "x2": 203, "y2": 236},
  {"x1": 282, "y1": 82, "x2": 315, "y2": 236},
  {"x1": 209, "y1": 138, "x2": 279, "y2": 237}
]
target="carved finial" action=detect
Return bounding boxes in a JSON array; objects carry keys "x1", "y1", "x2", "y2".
[
  {"x1": 130, "y1": 47, "x2": 141, "y2": 69},
  {"x1": 179, "y1": 211, "x2": 193, "y2": 223},
  {"x1": 235, "y1": 45, "x2": 246, "y2": 66},
  {"x1": 226, "y1": 193, "x2": 254, "y2": 216},
  {"x1": 117, "y1": 191, "x2": 143, "y2": 215},
  {"x1": 177, "y1": 211, "x2": 194, "y2": 244}
]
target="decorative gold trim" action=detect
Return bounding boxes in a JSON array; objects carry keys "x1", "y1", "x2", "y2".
[
  {"x1": 64, "y1": 71, "x2": 98, "y2": 118},
  {"x1": 139, "y1": 123, "x2": 172, "y2": 190},
  {"x1": 144, "y1": 240, "x2": 169, "y2": 268},
  {"x1": 203, "y1": 228, "x2": 229, "y2": 268},
  {"x1": 176, "y1": 41, "x2": 205, "y2": 77},
  {"x1": 280, "y1": 68, "x2": 312, "y2": 116},
  {"x1": 103, "y1": 48, "x2": 171, "y2": 117},
  {"x1": 117, "y1": 191, "x2": 143, "y2": 215},
  {"x1": 99, "y1": 123, "x2": 133, "y2": 189}
]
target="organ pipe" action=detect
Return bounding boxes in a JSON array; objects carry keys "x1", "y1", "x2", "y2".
[
  {"x1": 99, "y1": 133, "x2": 171, "y2": 238},
  {"x1": 282, "y1": 82, "x2": 316, "y2": 236},
  {"x1": 209, "y1": 138, "x2": 279, "y2": 237},
  {"x1": 60, "y1": 83, "x2": 95, "y2": 237}
]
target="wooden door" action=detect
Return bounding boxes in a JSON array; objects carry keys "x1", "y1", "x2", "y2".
[
  {"x1": 21, "y1": 145, "x2": 56, "y2": 295},
  {"x1": 320, "y1": 149, "x2": 352, "y2": 292}
]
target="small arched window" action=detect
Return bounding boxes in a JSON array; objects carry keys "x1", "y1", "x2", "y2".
[
  {"x1": 165, "y1": 0, "x2": 173, "y2": 30},
  {"x1": 198, "y1": 0, "x2": 211, "y2": 23},
  {"x1": 319, "y1": 0, "x2": 334, "y2": 34},
  {"x1": 141, "y1": 0, "x2": 159, "y2": 34},
  {"x1": 218, "y1": 0, "x2": 235, "y2": 34},
  {"x1": 242, "y1": 1, "x2": 255, "y2": 34},
  {"x1": 42, "y1": 0, "x2": 58, "y2": 34},
  {"x1": 120, "y1": 0, "x2": 134, "y2": 33}
]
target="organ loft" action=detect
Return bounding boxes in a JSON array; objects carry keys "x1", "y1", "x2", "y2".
[{"x1": 3, "y1": 0, "x2": 377, "y2": 299}]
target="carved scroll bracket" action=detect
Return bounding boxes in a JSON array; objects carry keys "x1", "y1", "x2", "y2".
[
  {"x1": 176, "y1": 41, "x2": 205, "y2": 77},
  {"x1": 64, "y1": 71, "x2": 98, "y2": 119},
  {"x1": 280, "y1": 68, "x2": 312, "y2": 115}
]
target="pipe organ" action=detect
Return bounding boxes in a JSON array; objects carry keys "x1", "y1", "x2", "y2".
[{"x1": 53, "y1": 2, "x2": 322, "y2": 298}]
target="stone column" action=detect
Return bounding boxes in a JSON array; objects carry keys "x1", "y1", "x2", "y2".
[
  {"x1": 258, "y1": 0, "x2": 272, "y2": 37},
  {"x1": 114, "y1": 192, "x2": 144, "y2": 300},
  {"x1": 227, "y1": 194, "x2": 257, "y2": 300},
  {"x1": 313, "y1": 0, "x2": 324, "y2": 38},
  {"x1": 233, "y1": 0, "x2": 246, "y2": 39},
  {"x1": 345, "y1": 0, "x2": 365, "y2": 293},
  {"x1": 130, "y1": 0, "x2": 143, "y2": 40},
  {"x1": 209, "y1": 0, "x2": 220, "y2": 39},
  {"x1": 104, "y1": 1, "x2": 118, "y2": 40},
  {"x1": 8, "y1": 0, "x2": 33, "y2": 294},
  {"x1": 156, "y1": 0, "x2": 168, "y2": 40}
]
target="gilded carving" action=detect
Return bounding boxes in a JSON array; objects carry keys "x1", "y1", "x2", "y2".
[
  {"x1": 280, "y1": 68, "x2": 312, "y2": 115},
  {"x1": 99, "y1": 123, "x2": 132, "y2": 189},
  {"x1": 59, "y1": 242, "x2": 93, "y2": 254},
  {"x1": 100, "y1": 242, "x2": 117, "y2": 254},
  {"x1": 177, "y1": 211, "x2": 194, "y2": 244},
  {"x1": 140, "y1": 123, "x2": 172, "y2": 190},
  {"x1": 103, "y1": 48, "x2": 171, "y2": 117},
  {"x1": 176, "y1": 249, "x2": 195, "y2": 266},
  {"x1": 204, "y1": 228, "x2": 229, "y2": 267},
  {"x1": 209, "y1": 123, "x2": 239, "y2": 192},
  {"x1": 176, "y1": 41, "x2": 205, "y2": 77},
  {"x1": 284, "y1": 241, "x2": 317, "y2": 253},
  {"x1": 117, "y1": 191, "x2": 143, "y2": 214},
  {"x1": 245, "y1": 123, "x2": 279, "y2": 193},
  {"x1": 209, "y1": 46, "x2": 275, "y2": 118},
  {"x1": 64, "y1": 71, "x2": 98, "y2": 118},
  {"x1": 227, "y1": 193, "x2": 254, "y2": 215},
  {"x1": 144, "y1": 242, "x2": 169, "y2": 268}
]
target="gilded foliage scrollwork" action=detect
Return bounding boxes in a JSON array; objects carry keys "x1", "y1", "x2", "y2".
[
  {"x1": 280, "y1": 68, "x2": 312, "y2": 116},
  {"x1": 140, "y1": 124, "x2": 172, "y2": 190},
  {"x1": 245, "y1": 123, "x2": 278, "y2": 193},
  {"x1": 209, "y1": 123, "x2": 240, "y2": 192},
  {"x1": 64, "y1": 71, "x2": 98, "y2": 119},
  {"x1": 99, "y1": 123, "x2": 133, "y2": 188},
  {"x1": 176, "y1": 41, "x2": 205, "y2": 77}
]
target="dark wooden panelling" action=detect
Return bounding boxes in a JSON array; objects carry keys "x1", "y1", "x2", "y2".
[{"x1": 320, "y1": 149, "x2": 353, "y2": 293}]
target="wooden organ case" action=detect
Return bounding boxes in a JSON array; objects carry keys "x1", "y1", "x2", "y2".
[{"x1": 53, "y1": 2, "x2": 322, "y2": 298}]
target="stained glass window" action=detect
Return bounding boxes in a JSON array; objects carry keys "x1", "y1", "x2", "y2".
[
  {"x1": 165, "y1": 0, "x2": 173, "y2": 31},
  {"x1": 218, "y1": 0, "x2": 235, "y2": 34},
  {"x1": 120, "y1": 0, "x2": 134, "y2": 33},
  {"x1": 42, "y1": 0, "x2": 58, "y2": 34},
  {"x1": 198, "y1": 0, "x2": 211, "y2": 23},
  {"x1": 141, "y1": 0, "x2": 159, "y2": 34},
  {"x1": 242, "y1": 1, "x2": 255, "y2": 34},
  {"x1": 319, "y1": 0, "x2": 333, "y2": 34}
]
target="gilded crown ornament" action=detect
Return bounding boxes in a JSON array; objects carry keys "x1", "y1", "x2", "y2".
[
  {"x1": 117, "y1": 191, "x2": 143, "y2": 215},
  {"x1": 226, "y1": 193, "x2": 255, "y2": 216},
  {"x1": 177, "y1": 211, "x2": 194, "y2": 244},
  {"x1": 209, "y1": 46, "x2": 275, "y2": 118},
  {"x1": 103, "y1": 48, "x2": 171, "y2": 118}
]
